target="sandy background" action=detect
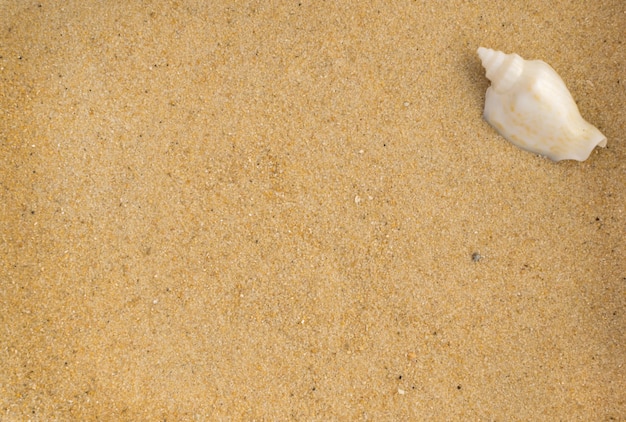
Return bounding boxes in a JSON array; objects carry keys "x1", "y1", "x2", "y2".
[{"x1": 1, "y1": 0, "x2": 624, "y2": 420}]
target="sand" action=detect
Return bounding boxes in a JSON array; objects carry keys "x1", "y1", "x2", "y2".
[{"x1": 1, "y1": 0, "x2": 624, "y2": 420}]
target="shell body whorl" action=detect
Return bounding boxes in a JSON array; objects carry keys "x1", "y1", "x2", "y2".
[{"x1": 477, "y1": 47, "x2": 607, "y2": 162}]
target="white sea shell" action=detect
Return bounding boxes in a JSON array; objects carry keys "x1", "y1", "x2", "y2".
[{"x1": 477, "y1": 47, "x2": 607, "y2": 162}]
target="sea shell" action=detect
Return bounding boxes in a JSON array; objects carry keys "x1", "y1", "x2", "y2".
[{"x1": 477, "y1": 47, "x2": 606, "y2": 162}]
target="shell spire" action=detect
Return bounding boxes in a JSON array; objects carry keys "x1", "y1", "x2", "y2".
[
  {"x1": 477, "y1": 47, "x2": 524, "y2": 93},
  {"x1": 477, "y1": 47, "x2": 607, "y2": 161}
]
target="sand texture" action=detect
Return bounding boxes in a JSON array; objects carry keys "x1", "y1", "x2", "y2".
[{"x1": 1, "y1": 0, "x2": 625, "y2": 420}]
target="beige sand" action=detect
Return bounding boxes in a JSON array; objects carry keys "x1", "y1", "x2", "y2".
[{"x1": 1, "y1": 1, "x2": 624, "y2": 419}]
